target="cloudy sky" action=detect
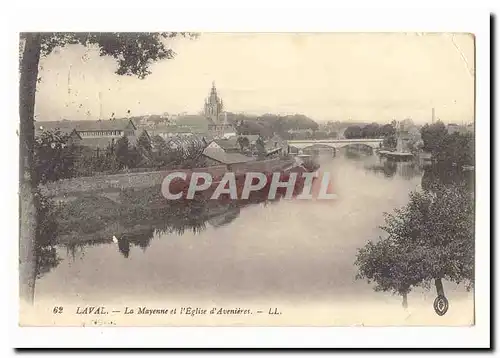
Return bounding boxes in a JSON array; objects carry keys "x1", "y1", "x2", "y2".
[{"x1": 35, "y1": 32, "x2": 474, "y2": 124}]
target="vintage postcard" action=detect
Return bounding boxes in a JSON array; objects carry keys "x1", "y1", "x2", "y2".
[{"x1": 17, "y1": 30, "x2": 480, "y2": 333}]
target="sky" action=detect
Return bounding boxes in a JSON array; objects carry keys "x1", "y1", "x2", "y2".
[{"x1": 34, "y1": 33, "x2": 475, "y2": 124}]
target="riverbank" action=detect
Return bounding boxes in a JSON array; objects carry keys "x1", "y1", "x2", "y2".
[
  {"x1": 48, "y1": 183, "x2": 290, "y2": 246},
  {"x1": 39, "y1": 157, "x2": 295, "y2": 199}
]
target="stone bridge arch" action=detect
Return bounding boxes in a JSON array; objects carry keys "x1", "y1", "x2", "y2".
[
  {"x1": 300, "y1": 143, "x2": 337, "y2": 157},
  {"x1": 333, "y1": 142, "x2": 380, "y2": 152},
  {"x1": 289, "y1": 139, "x2": 383, "y2": 156}
]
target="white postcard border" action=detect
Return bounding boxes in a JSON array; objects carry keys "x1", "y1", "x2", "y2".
[{"x1": 2, "y1": 3, "x2": 491, "y2": 349}]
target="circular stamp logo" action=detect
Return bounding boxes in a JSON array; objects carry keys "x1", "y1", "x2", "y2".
[{"x1": 433, "y1": 295, "x2": 449, "y2": 316}]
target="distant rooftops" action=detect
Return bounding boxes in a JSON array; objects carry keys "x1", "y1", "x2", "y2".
[
  {"x1": 202, "y1": 148, "x2": 254, "y2": 165},
  {"x1": 36, "y1": 119, "x2": 136, "y2": 133}
]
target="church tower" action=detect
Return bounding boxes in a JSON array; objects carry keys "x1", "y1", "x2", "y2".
[{"x1": 204, "y1": 81, "x2": 223, "y2": 124}]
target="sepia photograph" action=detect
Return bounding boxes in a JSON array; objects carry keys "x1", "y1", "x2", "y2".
[{"x1": 16, "y1": 28, "x2": 483, "y2": 335}]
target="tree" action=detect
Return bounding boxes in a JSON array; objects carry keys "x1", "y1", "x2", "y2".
[
  {"x1": 355, "y1": 236, "x2": 422, "y2": 308},
  {"x1": 379, "y1": 123, "x2": 396, "y2": 137},
  {"x1": 312, "y1": 130, "x2": 328, "y2": 140},
  {"x1": 327, "y1": 131, "x2": 338, "y2": 139},
  {"x1": 440, "y1": 132, "x2": 474, "y2": 166},
  {"x1": 420, "y1": 121, "x2": 448, "y2": 156},
  {"x1": 355, "y1": 184, "x2": 474, "y2": 310},
  {"x1": 19, "y1": 32, "x2": 196, "y2": 304},
  {"x1": 152, "y1": 135, "x2": 168, "y2": 153},
  {"x1": 133, "y1": 131, "x2": 154, "y2": 168},
  {"x1": 383, "y1": 135, "x2": 397, "y2": 149},
  {"x1": 344, "y1": 125, "x2": 363, "y2": 139},
  {"x1": 114, "y1": 136, "x2": 130, "y2": 169},
  {"x1": 137, "y1": 131, "x2": 152, "y2": 155},
  {"x1": 420, "y1": 121, "x2": 474, "y2": 166},
  {"x1": 33, "y1": 129, "x2": 76, "y2": 184},
  {"x1": 361, "y1": 123, "x2": 380, "y2": 138},
  {"x1": 255, "y1": 136, "x2": 267, "y2": 159},
  {"x1": 237, "y1": 136, "x2": 250, "y2": 152}
]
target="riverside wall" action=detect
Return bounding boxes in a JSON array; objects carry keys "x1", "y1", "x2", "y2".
[{"x1": 39, "y1": 158, "x2": 294, "y2": 197}]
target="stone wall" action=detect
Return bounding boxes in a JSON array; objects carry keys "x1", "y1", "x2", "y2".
[
  {"x1": 40, "y1": 159, "x2": 294, "y2": 197},
  {"x1": 39, "y1": 170, "x2": 168, "y2": 197},
  {"x1": 231, "y1": 158, "x2": 294, "y2": 173}
]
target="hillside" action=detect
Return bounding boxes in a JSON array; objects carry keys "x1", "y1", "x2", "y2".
[{"x1": 226, "y1": 112, "x2": 319, "y2": 138}]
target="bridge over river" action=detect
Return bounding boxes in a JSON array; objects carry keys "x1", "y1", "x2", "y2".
[{"x1": 288, "y1": 138, "x2": 384, "y2": 155}]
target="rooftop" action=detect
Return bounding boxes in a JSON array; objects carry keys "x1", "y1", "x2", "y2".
[
  {"x1": 202, "y1": 148, "x2": 254, "y2": 165},
  {"x1": 213, "y1": 138, "x2": 240, "y2": 151},
  {"x1": 36, "y1": 119, "x2": 136, "y2": 133}
]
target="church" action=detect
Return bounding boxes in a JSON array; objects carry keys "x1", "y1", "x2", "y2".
[{"x1": 204, "y1": 82, "x2": 236, "y2": 138}]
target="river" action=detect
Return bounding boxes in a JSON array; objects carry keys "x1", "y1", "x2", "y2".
[{"x1": 32, "y1": 152, "x2": 475, "y2": 326}]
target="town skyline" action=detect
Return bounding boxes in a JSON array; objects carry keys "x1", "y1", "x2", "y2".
[{"x1": 34, "y1": 33, "x2": 474, "y2": 125}]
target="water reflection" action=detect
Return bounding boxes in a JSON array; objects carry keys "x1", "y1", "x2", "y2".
[
  {"x1": 35, "y1": 154, "x2": 474, "y2": 299},
  {"x1": 421, "y1": 164, "x2": 474, "y2": 192},
  {"x1": 41, "y1": 184, "x2": 296, "y2": 268},
  {"x1": 364, "y1": 158, "x2": 423, "y2": 180}
]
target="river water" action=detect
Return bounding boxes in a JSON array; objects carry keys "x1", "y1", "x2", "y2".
[{"x1": 33, "y1": 152, "x2": 475, "y2": 325}]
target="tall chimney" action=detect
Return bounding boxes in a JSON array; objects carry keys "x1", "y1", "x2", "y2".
[{"x1": 432, "y1": 107, "x2": 435, "y2": 123}]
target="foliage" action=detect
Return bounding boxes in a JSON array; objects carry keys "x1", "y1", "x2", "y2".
[
  {"x1": 233, "y1": 113, "x2": 318, "y2": 138},
  {"x1": 312, "y1": 130, "x2": 328, "y2": 140},
  {"x1": 33, "y1": 130, "x2": 77, "y2": 184},
  {"x1": 344, "y1": 125, "x2": 363, "y2": 139},
  {"x1": 360, "y1": 123, "x2": 381, "y2": 138},
  {"x1": 34, "y1": 189, "x2": 61, "y2": 278},
  {"x1": 382, "y1": 135, "x2": 397, "y2": 149},
  {"x1": 114, "y1": 136, "x2": 130, "y2": 168},
  {"x1": 237, "y1": 136, "x2": 250, "y2": 151},
  {"x1": 420, "y1": 121, "x2": 448, "y2": 155},
  {"x1": 151, "y1": 135, "x2": 168, "y2": 152},
  {"x1": 355, "y1": 183, "x2": 474, "y2": 304},
  {"x1": 149, "y1": 135, "x2": 206, "y2": 170},
  {"x1": 137, "y1": 131, "x2": 152, "y2": 154},
  {"x1": 33, "y1": 32, "x2": 198, "y2": 78},
  {"x1": 379, "y1": 123, "x2": 396, "y2": 137},
  {"x1": 21, "y1": 32, "x2": 199, "y2": 298},
  {"x1": 344, "y1": 122, "x2": 396, "y2": 140},
  {"x1": 255, "y1": 136, "x2": 267, "y2": 158},
  {"x1": 420, "y1": 121, "x2": 474, "y2": 165}
]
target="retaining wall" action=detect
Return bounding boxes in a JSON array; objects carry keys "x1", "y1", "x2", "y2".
[{"x1": 40, "y1": 158, "x2": 294, "y2": 197}]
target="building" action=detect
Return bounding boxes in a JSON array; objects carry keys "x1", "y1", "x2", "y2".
[
  {"x1": 204, "y1": 82, "x2": 235, "y2": 138},
  {"x1": 202, "y1": 147, "x2": 255, "y2": 169},
  {"x1": 146, "y1": 124, "x2": 196, "y2": 139},
  {"x1": 165, "y1": 135, "x2": 206, "y2": 152},
  {"x1": 447, "y1": 123, "x2": 475, "y2": 135},
  {"x1": 35, "y1": 118, "x2": 148, "y2": 151},
  {"x1": 205, "y1": 138, "x2": 241, "y2": 153},
  {"x1": 171, "y1": 114, "x2": 211, "y2": 134},
  {"x1": 238, "y1": 134, "x2": 261, "y2": 146},
  {"x1": 266, "y1": 134, "x2": 288, "y2": 156}
]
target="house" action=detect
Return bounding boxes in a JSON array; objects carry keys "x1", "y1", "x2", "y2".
[
  {"x1": 205, "y1": 138, "x2": 241, "y2": 153},
  {"x1": 202, "y1": 147, "x2": 255, "y2": 169},
  {"x1": 145, "y1": 124, "x2": 195, "y2": 139},
  {"x1": 35, "y1": 118, "x2": 149, "y2": 151},
  {"x1": 447, "y1": 123, "x2": 474, "y2": 135},
  {"x1": 164, "y1": 135, "x2": 207, "y2": 152},
  {"x1": 266, "y1": 134, "x2": 288, "y2": 156},
  {"x1": 174, "y1": 115, "x2": 211, "y2": 134}
]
